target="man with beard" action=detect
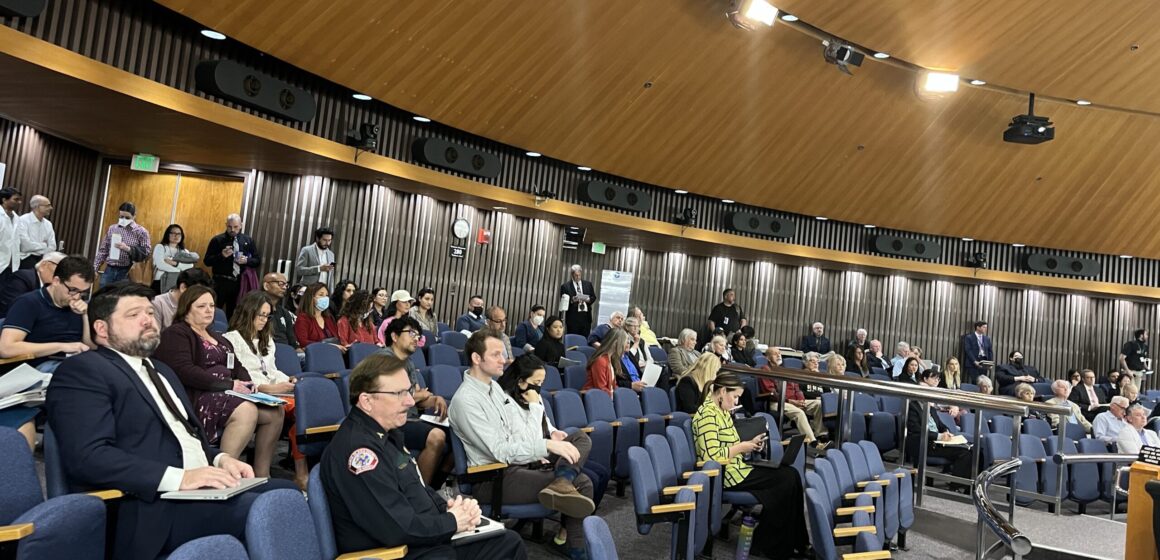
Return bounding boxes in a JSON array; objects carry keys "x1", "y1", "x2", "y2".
[
  {"x1": 45, "y1": 282, "x2": 293, "y2": 559},
  {"x1": 204, "y1": 213, "x2": 261, "y2": 318},
  {"x1": 995, "y1": 350, "x2": 1044, "y2": 396}
]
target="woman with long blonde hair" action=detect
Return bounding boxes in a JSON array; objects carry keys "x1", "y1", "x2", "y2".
[
  {"x1": 939, "y1": 357, "x2": 962, "y2": 390},
  {"x1": 675, "y1": 353, "x2": 722, "y2": 414}
]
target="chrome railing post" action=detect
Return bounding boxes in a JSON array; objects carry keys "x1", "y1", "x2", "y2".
[
  {"x1": 776, "y1": 379, "x2": 787, "y2": 433},
  {"x1": 1009, "y1": 416, "x2": 1023, "y2": 523},
  {"x1": 1054, "y1": 427, "x2": 1066, "y2": 516},
  {"x1": 970, "y1": 410, "x2": 984, "y2": 489},
  {"x1": 916, "y1": 401, "x2": 931, "y2": 507},
  {"x1": 974, "y1": 457, "x2": 1033, "y2": 559}
]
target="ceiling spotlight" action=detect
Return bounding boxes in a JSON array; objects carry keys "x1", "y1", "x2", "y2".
[
  {"x1": 962, "y1": 237, "x2": 974, "y2": 242},
  {"x1": 674, "y1": 189, "x2": 689, "y2": 195},
  {"x1": 674, "y1": 207, "x2": 698, "y2": 227},
  {"x1": 864, "y1": 224, "x2": 876, "y2": 229},
  {"x1": 873, "y1": 52, "x2": 890, "y2": 59},
  {"x1": 493, "y1": 206, "x2": 507, "y2": 211},
  {"x1": 779, "y1": 13, "x2": 798, "y2": 22},
  {"x1": 722, "y1": 199, "x2": 735, "y2": 204},
  {"x1": 815, "y1": 216, "x2": 828, "y2": 221},
  {"x1": 200, "y1": 29, "x2": 226, "y2": 41},
  {"x1": 1012, "y1": 243, "x2": 1026, "y2": 247},
  {"x1": 726, "y1": 0, "x2": 778, "y2": 30},
  {"x1": 921, "y1": 71, "x2": 960, "y2": 93},
  {"x1": 822, "y1": 40, "x2": 864, "y2": 76},
  {"x1": 969, "y1": 79, "x2": 986, "y2": 86},
  {"x1": 412, "y1": 116, "x2": 432, "y2": 123},
  {"x1": 352, "y1": 93, "x2": 372, "y2": 101},
  {"x1": 1120, "y1": 254, "x2": 1134, "y2": 259},
  {"x1": 1075, "y1": 99, "x2": 1092, "y2": 106},
  {"x1": 577, "y1": 166, "x2": 592, "y2": 171},
  {"x1": 1004, "y1": 93, "x2": 1054, "y2": 144},
  {"x1": 525, "y1": 151, "x2": 542, "y2": 158}
]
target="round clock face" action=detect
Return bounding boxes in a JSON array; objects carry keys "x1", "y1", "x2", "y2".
[{"x1": 452, "y1": 218, "x2": 470, "y2": 240}]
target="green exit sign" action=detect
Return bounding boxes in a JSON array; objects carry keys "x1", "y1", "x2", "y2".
[
  {"x1": 591, "y1": 241, "x2": 606, "y2": 255},
  {"x1": 130, "y1": 153, "x2": 160, "y2": 173}
]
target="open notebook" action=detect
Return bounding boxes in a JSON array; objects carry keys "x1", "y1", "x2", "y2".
[{"x1": 450, "y1": 515, "x2": 506, "y2": 546}]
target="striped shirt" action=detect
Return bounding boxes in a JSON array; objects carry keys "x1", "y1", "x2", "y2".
[{"x1": 692, "y1": 397, "x2": 751, "y2": 487}]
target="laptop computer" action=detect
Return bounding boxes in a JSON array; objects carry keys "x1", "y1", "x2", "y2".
[
  {"x1": 160, "y1": 477, "x2": 268, "y2": 501},
  {"x1": 450, "y1": 515, "x2": 506, "y2": 546},
  {"x1": 749, "y1": 434, "x2": 807, "y2": 469}
]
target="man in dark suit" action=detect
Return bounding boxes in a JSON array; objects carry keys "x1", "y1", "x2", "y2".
[
  {"x1": 1069, "y1": 369, "x2": 1108, "y2": 422},
  {"x1": 560, "y1": 264, "x2": 595, "y2": 336},
  {"x1": 995, "y1": 350, "x2": 1045, "y2": 396},
  {"x1": 45, "y1": 282, "x2": 291, "y2": 560},
  {"x1": 0, "y1": 251, "x2": 62, "y2": 318},
  {"x1": 203, "y1": 213, "x2": 261, "y2": 318},
  {"x1": 960, "y1": 321, "x2": 994, "y2": 378}
]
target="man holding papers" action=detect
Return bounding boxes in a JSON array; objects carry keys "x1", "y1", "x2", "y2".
[{"x1": 45, "y1": 282, "x2": 292, "y2": 560}]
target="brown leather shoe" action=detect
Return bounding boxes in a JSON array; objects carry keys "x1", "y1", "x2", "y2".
[{"x1": 538, "y1": 477, "x2": 595, "y2": 518}]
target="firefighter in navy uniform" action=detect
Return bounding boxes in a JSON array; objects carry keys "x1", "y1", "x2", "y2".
[{"x1": 320, "y1": 354, "x2": 527, "y2": 560}]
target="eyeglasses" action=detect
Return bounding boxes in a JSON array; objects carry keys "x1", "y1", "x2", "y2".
[
  {"x1": 256, "y1": 312, "x2": 270, "y2": 319},
  {"x1": 366, "y1": 387, "x2": 416, "y2": 399},
  {"x1": 266, "y1": 280, "x2": 288, "y2": 287},
  {"x1": 403, "y1": 329, "x2": 422, "y2": 338},
  {"x1": 63, "y1": 282, "x2": 90, "y2": 299}
]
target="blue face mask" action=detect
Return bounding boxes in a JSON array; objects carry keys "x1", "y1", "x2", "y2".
[{"x1": 315, "y1": 296, "x2": 330, "y2": 312}]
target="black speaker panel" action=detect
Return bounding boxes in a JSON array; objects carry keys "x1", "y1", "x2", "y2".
[
  {"x1": 1024, "y1": 254, "x2": 1101, "y2": 278},
  {"x1": 195, "y1": 60, "x2": 316, "y2": 122},
  {"x1": 0, "y1": 0, "x2": 45, "y2": 17},
  {"x1": 411, "y1": 138, "x2": 502, "y2": 179},
  {"x1": 872, "y1": 234, "x2": 941, "y2": 260},
  {"x1": 724, "y1": 211, "x2": 796, "y2": 239},
  {"x1": 577, "y1": 180, "x2": 651, "y2": 213}
]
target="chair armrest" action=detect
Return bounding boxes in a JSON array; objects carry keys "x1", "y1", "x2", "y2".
[
  {"x1": 651, "y1": 502, "x2": 696, "y2": 514},
  {"x1": 663, "y1": 484, "x2": 703, "y2": 495},
  {"x1": 336, "y1": 545, "x2": 408, "y2": 560},
  {"x1": 892, "y1": 472, "x2": 907, "y2": 479},
  {"x1": 844, "y1": 491, "x2": 880, "y2": 499},
  {"x1": 323, "y1": 372, "x2": 341, "y2": 379},
  {"x1": 0, "y1": 523, "x2": 33, "y2": 543},
  {"x1": 833, "y1": 525, "x2": 876, "y2": 538},
  {"x1": 836, "y1": 505, "x2": 875, "y2": 516},
  {"x1": 780, "y1": 439, "x2": 791, "y2": 446},
  {"x1": 842, "y1": 551, "x2": 891, "y2": 560},
  {"x1": 858, "y1": 479, "x2": 889, "y2": 487},
  {"x1": 609, "y1": 421, "x2": 622, "y2": 427},
  {"x1": 695, "y1": 460, "x2": 707, "y2": 467},
  {"x1": 580, "y1": 427, "x2": 594, "y2": 433},
  {"x1": 684, "y1": 469, "x2": 719, "y2": 479},
  {"x1": 305, "y1": 425, "x2": 341, "y2": 435},
  {"x1": 637, "y1": 418, "x2": 650, "y2": 424},
  {"x1": 466, "y1": 462, "x2": 508, "y2": 474},
  {"x1": 1035, "y1": 458, "x2": 1046, "y2": 463},
  {"x1": 85, "y1": 490, "x2": 124, "y2": 500},
  {"x1": 0, "y1": 354, "x2": 36, "y2": 366},
  {"x1": 908, "y1": 468, "x2": 918, "y2": 474},
  {"x1": 664, "y1": 414, "x2": 673, "y2": 420}
]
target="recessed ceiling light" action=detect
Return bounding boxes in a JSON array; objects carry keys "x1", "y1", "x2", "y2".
[
  {"x1": 722, "y1": 199, "x2": 735, "y2": 204},
  {"x1": 577, "y1": 166, "x2": 592, "y2": 171},
  {"x1": 1012, "y1": 243, "x2": 1025, "y2": 247},
  {"x1": 780, "y1": 13, "x2": 798, "y2": 22},
  {"x1": 1120, "y1": 254, "x2": 1134, "y2": 259},
  {"x1": 200, "y1": 29, "x2": 227, "y2": 41},
  {"x1": 816, "y1": 216, "x2": 828, "y2": 221},
  {"x1": 412, "y1": 116, "x2": 431, "y2": 123},
  {"x1": 863, "y1": 224, "x2": 876, "y2": 229},
  {"x1": 922, "y1": 72, "x2": 960, "y2": 93},
  {"x1": 493, "y1": 206, "x2": 507, "y2": 211},
  {"x1": 1076, "y1": 99, "x2": 1092, "y2": 106},
  {"x1": 969, "y1": 79, "x2": 986, "y2": 86},
  {"x1": 873, "y1": 52, "x2": 890, "y2": 59},
  {"x1": 962, "y1": 237, "x2": 974, "y2": 242},
  {"x1": 674, "y1": 189, "x2": 688, "y2": 194},
  {"x1": 525, "y1": 151, "x2": 542, "y2": 157},
  {"x1": 352, "y1": 93, "x2": 372, "y2": 101}
]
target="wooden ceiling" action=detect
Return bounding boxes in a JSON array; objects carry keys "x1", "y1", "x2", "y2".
[{"x1": 157, "y1": 1, "x2": 1160, "y2": 258}]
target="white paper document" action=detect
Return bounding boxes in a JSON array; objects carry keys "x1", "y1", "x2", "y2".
[
  {"x1": 108, "y1": 233, "x2": 122, "y2": 261},
  {"x1": 642, "y1": 363, "x2": 663, "y2": 387}
]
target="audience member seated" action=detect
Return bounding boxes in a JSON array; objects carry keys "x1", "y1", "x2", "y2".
[
  {"x1": 454, "y1": 294, "x2": 486, "y2": 333},
  {"x1": 1046, "y1": 379, "x2": 1092, "y2": 434},
  {"x1": 890, "y1": 341, "x2": 911, "y2": 377},
  {"x1": 907, "y1": 369, "x2": 972, "y2": 486},
  {"x1": 846, "y1": 328, "x2": 870, "y2": 353},
  {"x1": 153, "y1": 268, "x2": 212, "y2": 331},
  {"x1": 368, "y1": 287, "x2": 388, "y2": 328},
  {"x1": 667, "y1": 328, "x2": 700, "y2": 377},
  {"x1": 320, "y1": 353, "x2": 527, "y2": 559},
  {"x1": 730, "y1": 331, "x2": 755, "y2": 367},
  {"x1": 938, "y1": 357, "x2": 962, "y2": 390},
  {"x1": 1014, "y1": 383, "x2": 1043, "y2": 420},
  {"x1": 866, "y1": 339, "x2": 890, "y2": 371},
  {"x1": 896, "y1": 357, "x2": 921, "y2": 385},
  {"x1": 692, "y1": 372, "x2": 810, "y2": 558},
  {"x1": 826, "y1": 355, "x2": 847, "y2": 378},
  {"x1": 1069, "y1": 369, "x2": 1108, "y2": 422},
  {"x1": 155, "y1": 285, "x2": 285, "y2": 477},
  {"x1": 294, "y1": 282, "x2": 341, "y2": 350},
  {"x1": 704, "y1": 333, "x2": 731, "y2": 364},
  {"x1": 587, "y1": 311, "x2": 625, "y2": 348},
  {"x1": 152, "y1": 223, "x2": 200, "y2": 294},
  {"x1": 373, "y1": 289, "x2": 413, "y2": 343},
  {"x1": 996, "y1": 350, "x2": 1044, "y2": 396},
  {"x1": 533, "y1": 315, "x2": 567, "y2": 367},
  {"x1": 759, "y1": 348, "x2": 824, "y2": 449},
  {"x1": 449, "y1": 331, "x2": 594, "y2": 558},
  {"x1": 223, "y1": 291, "x2": 306, "y2": 488},
  {"x1": 674, "y1": 353, "x2": 722, "y2": 415},
  {"x1": 623, "y1": 316, "x2": 653, "y2": 373},
  {"x1": 0, "y1": 250, "x2": 63, "y2": 318},
  {"x1": 627, "y1": 305, "x2": 659, "y2": 347},
  {"x1": 1098, "y1": 370, "x2": 1120, "y2": 400},
  {"x1": 1117, "y1": 404, "x2": 1160, "y2": 455},
  {"x1": 0, "y1": 255, "x2": 94, "y2": 372},
  {"x1": 800, "y1": 352, "x2": 828, "y2": 398},
  {"x1": 976, "y1": 375, "x2": 994, "y2": 395},
  {"x1": 844, "y1": 345, "x2": 870, "y2": 377},
  {"x1": 1092, "y1": 396, "x2": 1130, "y2": 446},
  {"x1": 583, "y1": 327, "x2": 631, "y2": 396},
  {"x1": 407, "y1": 287, "x2": 439, "y2": 336},
  {"x1": 1068, "y1": 369, "x2": 1082, "y2": 388},
  {"x1": 513, "y1": 304, "x2": 546, "y2": 352},
  {"x1": 261, "y1": 272, "x2": 298, "y2": 348},
  {"x1": 45, "y1": 282, "x2": 293, "y2": 559},
  {"x1": 485, "y1": 305, "x2": 515, "y2": 365},
  {"x1": 337, "y1": 290, "x2": 380, "y2": 348},
  {"x1": 379, "y1": 316, "x2": 449, "y2": 486},
  {"x1": 800, "y1": 321, "x2": 831, "y2": 355},
  {"x1": 1122, "y1": 380, "x2": 1142, "y2": 408}
]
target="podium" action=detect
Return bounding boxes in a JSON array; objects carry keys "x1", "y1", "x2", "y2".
[{"x1": 1126, "y1": 462, "x2": 1160, "y2": 560}]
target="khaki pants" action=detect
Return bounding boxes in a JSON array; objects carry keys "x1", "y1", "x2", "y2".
[{"x1": 771, "y1": 399, "x2": 823, "y2": 442}]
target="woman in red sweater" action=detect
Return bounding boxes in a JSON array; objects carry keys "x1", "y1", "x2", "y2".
[
  {"x1": 583, "y1": 327, "x2": 628, "y2": 396},
  {"x1": 294, "y1": 282, "x2": 341, "y2": 350},
  {"x1": 336, "y1": 290, "x2": 381, "y2": 348}
]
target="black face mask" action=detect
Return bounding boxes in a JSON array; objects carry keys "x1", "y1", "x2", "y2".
[
  {"x1": 524, "y1": 383, "x2": 542, "y2": 394},
  {"x1": 1012, "y1": 358, "x2": 1024, "y2": 367},
  {"x1": 472, "y1": 306, "x2": 484, "y2": 316}
]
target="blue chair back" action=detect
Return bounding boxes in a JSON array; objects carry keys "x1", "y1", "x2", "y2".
[
  {"x1": 427, "y1": 365, "x2": 464, "y2": 401},
  {"x1": 804, "y1": 488, "x2": 840, "y2": 560},
  {"x1": 627, "y1": 447, "x2": 661, "y2": 533},
  {"x1": 959, "y1": 382, "x2": 979, "y2": 393},
  {"x1": 170, "y1": 536, "x2": 248, "y2": 560},
  {"x1": 294, "y1": 377, "x2": 347, "y2": 455},
  {"x1": 1063, "y1": 421, "x2": 1087, "y2": 442},
  {"x1": 564, "y1": 334, "x2": 588, "y2": 349},
  {"x1": 990, "y1": 414, "x2": 1015, "y2": 437},
  {"x1": 936, "y1": 411, "x2": 962, "y2": 435},
  {"x1": 246, "y1": 489, "x2": 323, "y2": 560},
  {"x1": 1022, "y1": 417, "x2": 1053, "y2": 441},
  {"x1": 274, "y1": 343, "x2": 303, "y2": 376},
  {"x1": 1032, "y1": 382, "x2": 1053, "y2": 397},
  {"x1": 870, "y1": 366, "x2": 886, "y2": 377},
  {"x1": 817, "y1": 361, "x2": 828, "y2": 373},
  {"x1": 213, "y1": 308, "x2": 228, "y2": 332},
  {"x1": 783, "y1": 357, "x2": 803, "y2": 369},
  {"x1": 42, "y1": 426, "x2": 68, "y2": 498},
  {"x1": 347, "y1": 343, "x2": 379, "y2": 368},
  {"x1": 878, "y1": 395, "x2": 904, "y2": 417},
  {"x1": 1070, "y1": 439, "x2": 1102, "y2": 504},
  {"x1": 813, "y1": 457, "x2": 844, "y2": 512},
  {"x1": 564, "y1": 365, "x2": 588, "y2": 391},
  {"x1": 577, "y1": 346, "x2": 597, "y2": 360},
  {"x1": 552, "y1": 390, "x2": 590, "y2": 429},
  {"x1": 0, "y1": 427, "x2": 44, "y2": 524},
  {"x1": 981, "y1": 433, "x2": 1012, "y2": 470},
  {"x1": 436, "y1": 322, "x2": 451, "y2": 334},
  {"x1": 754, "y1": 354, "x2": 768, "y2": 368},
  {"x1": 304, "y1": 343, "x2": 346, "y2": 374},
  {"x1": 307, "y1": 466, "x2": 340, "y2": 559},
  {"x1": 427, "y1": 344, "x2": 462, "y2": 367},
  {"x1": 440, "y1": 331, "x2": 468, "y2": 350},
  {"x1": 565, "y1": 350, "x2": 587, "y2": 366},
  {"x1": 583, "y1": 516, "x2": 619, "y2": 560},
  {"x1": 541, "y1": 365, "x2": 564, "y2": 393},
  {"x1": 410, "y1": 348, "x2": 428, "y2": 370},
  {"x1": 853, "y1": 393, "x2": 879, "y2": 413},
  {"x1": 584, "y1": 390, "x2": 619, "y2": 423},
  {"x1": 648, "y1": 346, "x2": 668, "y2": 364}
]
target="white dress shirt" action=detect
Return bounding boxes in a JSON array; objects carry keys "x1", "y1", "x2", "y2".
[
  {"x1": 0, "y1": 210, "x2": 19, "y2": 273},
  {"x1": 14, "y1": 212, "x2": 55, "y2": 261},
  {"x1": 1116, "y1": 424, "x2": 1160, "y2": 455},
  {"x1": 109, "y1": 348, "x2": 224, "y2": 491}
]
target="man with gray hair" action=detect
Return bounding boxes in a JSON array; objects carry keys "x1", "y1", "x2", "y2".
[
  {"x1": 1116, "y1": 404, "x2": 1160, "y2": 454},
  {"x1": 204, "y1": 213, "x2": 261, "y2": 317},
  {"x1": 0, "y1": 250, "x2": 64, "y2": 318},
  {"x1": 866, "y1": 339, "x2": 889, "y2": 371},
  {"x1": 1093, "y1": 396, "x2": 1131, "y2": 445},
  {"x1": 846, "y1": 328, "x2": 870, "y2": 353},
  {"x1": 559, "y1": 264, "x2": 595, "y2": 336},
  {"x1": 668, "y1": 328, "x2": 700, "y2": 377},
  {"x1": 1045, "y1": 379, "x2": 1091, "y2": 434},
  {"x1": 588, "y1": 310, "x2": 624, "y2": 348},
  {"x1": 891, "y1": 341, "x2": 911, "y2": 378},
  {"x1": 15, "y1": 194, "x2": 55, "y2": 270},
  {"x1": 976, "y1": 375, "x2": 994, "y2": 395},
  {"x1": 800, "y1": 322, "x2": 830, "y2": 355}
]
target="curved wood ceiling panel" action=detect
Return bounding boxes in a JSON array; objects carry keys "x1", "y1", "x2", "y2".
[{"x1": 158, "y1": 0, "x2": 1160, "y2": 258}]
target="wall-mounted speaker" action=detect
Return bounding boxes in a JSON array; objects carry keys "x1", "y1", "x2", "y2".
[
  {"x1": 412, "y1": 138, "x2": 501, "y2": 179},
  {"x1": 724, "y1": 211, "x2": 796, "y2": 239},
  {"x1": 577, "y1": 180, "x2": 651, "y2": 213},
  {"x1": 0, "y1": 0, "x2": 45, "y2": 17},
  {"x1": 872, "y1": 234, "x2": 941, "y2": 260},
  {"x1": 195, "y1": 60, "x2": 316, "y2": 122},
  {"x1": 1024, "y1": 254, "x2": 1101, "y2": 278}
]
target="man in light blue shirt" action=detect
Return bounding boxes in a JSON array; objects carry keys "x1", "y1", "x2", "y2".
[
  {"x1": 1093, "y1": 396, "x2": 1130, "y2": 446},
  {"x1": 891, "y1": 341, "x2": 911, "y2": 378}
]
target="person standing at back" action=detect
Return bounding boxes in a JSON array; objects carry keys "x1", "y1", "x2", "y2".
[
  {"x1": 560, "y1": 264, "x2": 596, "y2": 336},
  {"x1": 204, "y1": 214, "x2": 261, "y2": 318},
  {"x1": 960, "y1": 321, "x2": 994, "y2": 380},
  {"x1": 1119, "y1": 329, "x2": 1150, "y2": 390},
  {"x1": 294, "y1": 227, "x2": 335, "y2": 288},
  {"x1": 93, "y1": 202, "x2": 150, "y2": 286},
  {"x1": 707, "y1": 288, "x2": 746, "y2": 336},
  {"x1": 15, "y1": 194, "x2": 55, "y2": 270},
  {"x1": 0, "y1": 188, "x2": 22, "y2": 290}
]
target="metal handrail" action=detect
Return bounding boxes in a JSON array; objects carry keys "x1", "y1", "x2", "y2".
[
  {"x1": 1052, "y1": 452, "x2": 1137, "y2": 465},
  {"x1": 974, "y1": 458, "x2": 1034, "y2": 558}
]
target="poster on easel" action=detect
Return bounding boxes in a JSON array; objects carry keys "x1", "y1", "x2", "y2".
[
  {"x1": 0, "y1": 162, "x2": 6, "y2": 188},
  {"x1": 596, "y1": 270, "x2": 633, "y2": 325}
]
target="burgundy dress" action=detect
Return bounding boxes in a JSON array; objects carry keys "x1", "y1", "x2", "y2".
[
  {"x1": 155, "y1": 322, "x2": 252, "y2": 446},
  {"x1": 194, "y1": 338, "x2": 246, "y2": 444}
]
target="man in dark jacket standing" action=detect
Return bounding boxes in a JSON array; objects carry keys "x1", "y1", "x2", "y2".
[{"x1": 204, "y1": 213, "x2": 261, "y2": 318}]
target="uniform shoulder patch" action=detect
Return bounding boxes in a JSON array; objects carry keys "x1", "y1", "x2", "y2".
[{"x1": 348, "y1": 447, "x2": 379, "y2": 475}]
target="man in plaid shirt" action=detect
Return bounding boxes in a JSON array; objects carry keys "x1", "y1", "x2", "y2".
[{"x1": 93, "y1": 202, "x2": 151, "y2": 286}]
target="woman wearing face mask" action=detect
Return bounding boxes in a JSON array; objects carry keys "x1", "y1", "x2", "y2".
[
  {"x1": 93, "y1": 201, "x2": 151, "y2": 286},
  {"x1": 337, "y1": 290, "x2": 380, "y2": 347},
  {"x1": 514, "y1": 305, "x2": 546, "y2": 353},
  {"x1": 294, "y1": 282, "x2": 341, "y2": 350},
  {"x1": 368, "y1": 287, "x2": 389, "y2": 328},
  {"x1": 408, "y1": 287, "x2": 440, "y2": 336},
  {"x1": 533, "y1": 316, "x2": 566, "y2": 368}
]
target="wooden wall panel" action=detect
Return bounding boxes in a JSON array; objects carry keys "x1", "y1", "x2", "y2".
[
  {"x1": 101, "y1": 165, "x2": 174, "y2": 282},
  {"x1": 172, "y1": 172, "x2": 245, "y2": 263}
]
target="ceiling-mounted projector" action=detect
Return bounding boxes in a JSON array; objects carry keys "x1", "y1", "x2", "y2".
[{"x1": 1004, "y1": 93, "x2": 1054, "y2": 145}]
